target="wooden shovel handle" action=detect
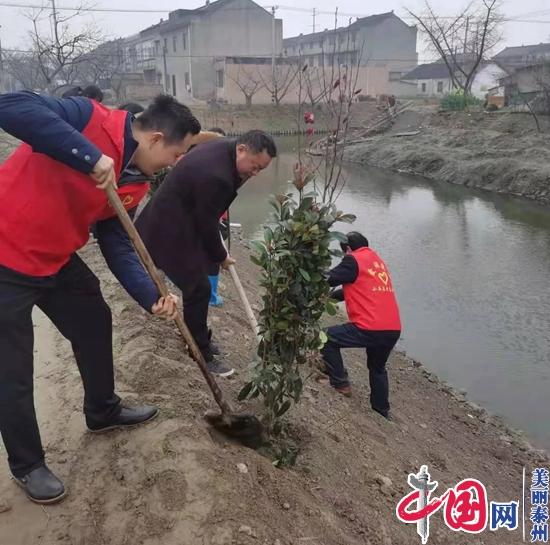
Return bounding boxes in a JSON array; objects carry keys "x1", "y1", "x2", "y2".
[
  {"x1": 228, "y1": 264, "x2": 260, "y2": 338},
  {"x1": 105, "y1": 185, "x2": 233, "y2": 415}
]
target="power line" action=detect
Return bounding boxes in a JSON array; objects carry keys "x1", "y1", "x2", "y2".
[{"x1": 1, "y1": 1, "x2": 550, "y2": 23}]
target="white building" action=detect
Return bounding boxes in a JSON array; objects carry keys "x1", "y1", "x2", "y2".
[{"x1": 402, "y1": 61, "x2": 507, "y2": 99}]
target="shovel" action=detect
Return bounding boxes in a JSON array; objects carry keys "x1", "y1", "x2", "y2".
[
  {"x1": 223, "y1": 213, "x2": 259, "y2": 338},
  {"x1": 105, "y1": 185, "x2": 263, "y2": 448}
]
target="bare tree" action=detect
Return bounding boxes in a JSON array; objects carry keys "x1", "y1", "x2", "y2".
[
  {"x1": 73, "y1": 39, "x2": 125, "y2": 98},
  {"x1": 516, "y1": 61, "x2": 550, "y2": 132},
  {"x1": 533, "y1": 62, "x2": 550, "y2": 116},
  {"x1": 228, "y1": 64, "x2": 265, "y2": 107},
  {"x1": 302, "y1": 62, "x2": 330, "y2": 108},
  {"x1": 258, "y1": 59, "x2": 299, "y2": 106},
  {"x1": 3, "y1": 50, "x2": 47, "y2": 91},
  {"x1": 23, "y1": 4, "x2": 103, "y2": 92},
  {"x1": 407, "y1": 0, "x2": 503, "y2": 96}
]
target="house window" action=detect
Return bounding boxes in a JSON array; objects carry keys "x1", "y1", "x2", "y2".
[
  {"x1": 329, "y1": 36, "x2": 335, "y2": 46},
  {"x1": 389, "y1": 71, "x2": 402, "y2": 81},
  {"x1": 163, "y1": 38, "x2": 168, "y2": 52},
  {"x1": 309, "y1": 42, "x2": 314, "y2": 49},
  {"x1": 183, "y1": 32, "x2": 187, "y2": 50},
  {"x1": 216, "y1": 69, "x2": 225, "y2": 88},
  {"x1": 318, "y1": 54, "x2": 324, "y2": 66},
  {"x1": 155, "y1": 40, "x2": 160, "y2": 55},
  {"x1": 421, "y1": 83, "x2": 427, "y2": 93},
  {"x1": 185, "y1": 72, "x2": 190, "y2": 87},
  {"x1": 172, "y1": 75, "x2": 177, "y2": 96},
  {"x1": 338, "y1": 34, "x2": 345, "y2": 45},
  {"x1": 173, "y1": 36, "x2": 177, "y2": 53},
  {"x1": 319, "y1": 40, "x2": 323, "y2": 48},
  {"x1": 437, "y1": 81, "x2": 444, "y2": 93}
]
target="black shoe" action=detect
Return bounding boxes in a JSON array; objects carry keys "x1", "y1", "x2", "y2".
[
  {"x1": 209, "y1": 341, "x2": 221, "y2": 356},
  {"x1": 207, "y1": 329, "x2": 221, "y2": 355},
  {"x1": 86, "y1": 404, "x2": 159, "y2": 433},
  {"x1": 14, "y1": 465, "x2": 66, "y2": 504},
  {"x1": 373, "y1": 407, "x2": 391, "y2": 420},
  {"x1": 207, "y1": 358, "x2": 235, "y2": 378}
]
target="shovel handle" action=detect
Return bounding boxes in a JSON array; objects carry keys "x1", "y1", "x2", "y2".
[
  {"x1": 228, "y1": 264, "x2": 260, "y2": 338},
  {"x1": 105, "y1": 185, "x2": 233, "y2": 416}
]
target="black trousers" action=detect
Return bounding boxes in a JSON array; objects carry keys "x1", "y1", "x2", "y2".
[
  {"x1": 0, "y1": 255, "x2": 120, "y2": 477},
  {"x1": 166, "y1": 271, "x2": 211, "y2": 351},
  {"x1": 321, "y1": 323, "x2": 400, "y2": 416}
]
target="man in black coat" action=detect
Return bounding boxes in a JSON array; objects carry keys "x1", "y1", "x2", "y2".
[{"x1": 136, "y1": 130, "x2": 277, "y2": 376}]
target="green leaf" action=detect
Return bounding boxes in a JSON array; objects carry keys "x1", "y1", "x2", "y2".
[
  {"x1": 250, "y1": 240, "x2": 267, "y2": 254},
  {"x1": 337, "y1": 213, "x2": 356, "y2": 224},
  {"x1": 319, "y1": 330, "x2": 328, "y2": 344},
  {"x1": 299, "y1": 269, "x2": 311, "y2": 281},
  {"x1": 325, "y1": 301, "x2": 338, "y2": 316},
  {"x1": 272, "y1": 421, "x2": 283, "y2": 436},
  {"x1": 276, "y1": 400, "x2": 292, "y2": 417},
  {"x1": 238, "y1": 381, "x2": 254, "y2": 401},
  {"x1": 250, "y1": 255, "x2": 263, "y2": 266},
  {"x1": 330, "y1": 231, "x2": 348, "y2": 243}
]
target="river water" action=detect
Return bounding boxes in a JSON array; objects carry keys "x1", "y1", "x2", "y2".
[{"x1": 231, "y1": 139, "x2": 550, "y2": 450}]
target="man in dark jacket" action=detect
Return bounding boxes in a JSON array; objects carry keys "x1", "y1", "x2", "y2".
[
  {"x1": 0, "y1": 91, "x2": 200, "y2": 504},
  {"x1": 136, "y1": 130, "x2": 277, "y2": 376},
  {"x1": 322, "y1": 232, "x2": 401, "y2": 419}
]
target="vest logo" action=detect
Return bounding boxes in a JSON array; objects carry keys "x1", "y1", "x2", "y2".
[
  {"x1": 367, "y1": 261, "x2": 393, "y2": 292},
  {"x1": 108, "y1": 195, "x2": 134, "y2": 210},
  {"x1": 378, "y1": 271, "x2": 389, "y2": 285}
]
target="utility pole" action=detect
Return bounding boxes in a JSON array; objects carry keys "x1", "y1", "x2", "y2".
[
  {"x1": 51, "y1": 0, "x2": 60, "y2": 46},
  {"x1": 187, "y1": 25, "x2": 193, "y2": 98},
  {"x1": 464, "y1": 16, "x2": 470, "y2": 56},
  {"x1": 312, "y1": 8, "x2": 316, "y2": 33},
  {"x1": 271, "y1": 5, "x2": 276, "y2": 81},
  {"x1": 162, "y1": 45, "x2": 168, "y2": 93}
]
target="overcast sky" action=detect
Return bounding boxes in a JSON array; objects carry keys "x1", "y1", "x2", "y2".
[{"x1": 1, "y1": 0, "x2": 549, "y2": 61}]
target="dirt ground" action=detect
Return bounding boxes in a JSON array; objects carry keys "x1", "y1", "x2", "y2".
[
  {"x1": 345, "y1": 106, "x2": 550, "y2": 205},
  {"x1": 1, "y1": 235, "x2": 548, "y2": 545}
]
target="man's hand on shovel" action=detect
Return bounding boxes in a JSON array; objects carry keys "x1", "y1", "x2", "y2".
[
  {"x1": 221, "y1": 255, "x2": 236, "y2": 270},
  {"x1": 91, "y1": 154, "x2": 118, "y2": 190},
  {"x1": 152, "y1": 294, "x2": 179, "y2": 320}
]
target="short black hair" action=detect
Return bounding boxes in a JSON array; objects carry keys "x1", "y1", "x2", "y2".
[
  {"x1": 208, "y1": 127, "x2": 226, "y2": 136},
  {"x1": 118, "y1": 102, "x2": 145, "y2": 115},
  {"x1": 61, "y1": 86, "x2": 82, "y2": 98},
  {"x1": 135, "y1": 94, "x2": 201, "y2": 143},
  {"x1": 82, "y1": 85, "x2": 104, "y2": 102},
  {"x1": 341, "y1": 231, "x2": 369, "y2": 252},
  {"x1": 237, "y1": 130, "x2": 277, "y2": 158}
]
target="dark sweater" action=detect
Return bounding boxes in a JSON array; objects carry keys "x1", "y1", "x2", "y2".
[{"x1": 136, "y1": 138, "x2": 241, "y2": 282}]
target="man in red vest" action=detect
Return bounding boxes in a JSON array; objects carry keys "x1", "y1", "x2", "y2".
[
  {"x1": 322, "y1": 232, "x2": 401, "y2": 419},
  {"x1": 0, "y1": 92, "x2": 201, "y2": 504}
]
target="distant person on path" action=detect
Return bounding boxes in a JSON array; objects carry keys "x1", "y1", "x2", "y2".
[
  {"x1": 0, "y1": 92, "x2": 200, "y2": 504},
  {"x1": 321, "y1": 232, "x2": 401, "y2": 419},
  {"x1": 136, "y1": 130, "x2": 277, "y2": 377}
]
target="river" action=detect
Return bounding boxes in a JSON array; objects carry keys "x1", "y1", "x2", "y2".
[{"x1": 231, "y1": 138, "x2": 550, "y2": 450}]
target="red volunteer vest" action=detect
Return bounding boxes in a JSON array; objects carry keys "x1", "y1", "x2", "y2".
[
  {"x1": 0, "y1": 102, "x2": 149, "y2": 277},
  {"x1": 342, "y1": 247, "x2": 401, "y2": 331}
]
